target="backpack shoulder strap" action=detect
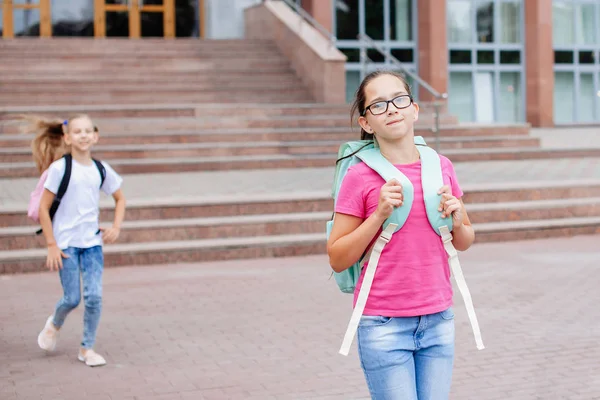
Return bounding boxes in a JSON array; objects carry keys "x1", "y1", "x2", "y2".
[
  {"x1": 356, "y1": 148, "x2": 414, "y2": 233},
  {"x1": 416, "y1": 142, "x2": 485, "y2": 351},
  {"x1": 92, "y1": 158, "x2": 106, "y2": 188},
  {"x1": 48, "y1": 154, "x2": 72, "y2": 221},
  {"x1": 416, "y1": 144, "x2": 453, "y2": 235}
]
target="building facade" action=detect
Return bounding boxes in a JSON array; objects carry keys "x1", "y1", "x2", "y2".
[{"x1": 2, "y1": 0, "x2": 599, "y2": 126}]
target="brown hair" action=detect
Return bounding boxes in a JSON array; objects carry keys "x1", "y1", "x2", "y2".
[
  {"x1": 21, "y1": 114, "x2": 92, "y2": 173},
  {"x1": 350, "y1": 70, "x2": 413, "y2": 140}
]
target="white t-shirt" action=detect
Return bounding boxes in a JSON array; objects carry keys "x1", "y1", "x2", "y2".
[{"x1": 44, "y1": 157, "x2": 123, "y2": 250}]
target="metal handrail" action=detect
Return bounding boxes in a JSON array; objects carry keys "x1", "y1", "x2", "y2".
[
  {"x1": 357, "y1": 34, "x2": 448, "y2": 151},
  {"x1": 265, "y1": 0, "x2": 337, "y2": 47}
]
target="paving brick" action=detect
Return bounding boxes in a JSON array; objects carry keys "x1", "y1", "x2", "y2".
[{"x1": 2, "y1": 235, "x2": 600, "y2": 399}]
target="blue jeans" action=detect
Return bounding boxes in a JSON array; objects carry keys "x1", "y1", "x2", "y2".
[
  {"x1": 357, "y1": 308, "x2": 455, "y2": 400},
  {"x1": 52, "y1": 246, "x2": 104, "y2": 349}
]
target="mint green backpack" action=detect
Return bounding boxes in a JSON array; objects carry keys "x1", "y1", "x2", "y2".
[{"x1": 327, "y1": 136, "x2": 485, "y2": 355}]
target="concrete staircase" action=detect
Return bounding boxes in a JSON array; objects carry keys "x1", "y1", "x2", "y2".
[
  {"x1": 0, "y1": 38, "x2": 598, "y2": 273},
  {"x1": 0, "y1": 38, "x2": 313, "y2": 105},
  {"x1": 2, "y1": 178, "x2": 600, "y2": 273}
]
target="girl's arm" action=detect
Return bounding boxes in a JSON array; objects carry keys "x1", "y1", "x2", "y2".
[
  {"x1": 328, "y1": 179, "x2": 403, "y2": 272},
  {"x1": 450, "y1": 199, "x2": 475, "y2": 251},
  {"x1": 39, "y1": 189, "x2": 68, "y2": 270},
  {"x1": 101, "y1": 189, "x2": 126, "y2": 244},
  {"x1": 439, "y1": 186, "x2": 475, "y2": 251},
  {"x1": 327, "y1": 212, "x2": 386, "y2": 273}
]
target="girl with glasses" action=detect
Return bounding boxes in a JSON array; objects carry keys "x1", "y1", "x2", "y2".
[{"x1": 327, "y1": 70, "x2": 476, "y2": 399}]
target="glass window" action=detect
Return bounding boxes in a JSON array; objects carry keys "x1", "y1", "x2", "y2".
[
  {"x1": 598, "y1": 72, "x2": 600, "y2": 121},
  {"x1": 499, "y1": 0, "x2": 520, "y2": 43},
  {"x1": 450, "y1": 49, "x2": 472, "y2": 64},
  {"x1": 580, "y1": 73, "x2": 595, "y2": 122},
  {"x1": 390, "y1": 0, "x2": 412, "y2": 41},
  {"x1": 340, "y1": 48, "x2": 360, "y2": 62},
  {"x1": 346, "y1": 70, "x2": 360, "y2": 103},
  {"x1": 365, "y1": 0, "x2": 384, "y2": 40},
  {"x1": 449, "y1": 72, "x2": 475, "y2": 122},
  {"x1": 554, "y1": 50, "x2": 574, "y2": 63},
  {"x1": 477, "y1": 50, "x2": 494, "y2": 64},
  {"x1": 474, "y1": 72, "x2": 495, "y2": 122},
  {"x1": 367, "y1": 48, "x2": 385, "y2": 62},
  {"x1": 554, "y1": 71, "x2": 575, "y2": 123},
  {"x1": 51, "y1": 0, "x2": 94, "y2": 37},
  {"x1": 476, "y1": 1, "x2": 494, "y2": 43},
  {"x1": 579, "y1": 51, "x2": 595, "y2": 64},
  {"x1": 448, "y1": 0, "x2": 472, "y2": 43},
  {"x1": 575, "y1": 3, "x2": 595, "y2": 44},
  {"x1": 553, "y1": 1, "x2": 574, "y2": 46},
  {"x1": 500, "y1": 50, "x2": 520, "y2": 64},
  {"x1": 336, "y1": 0, "x2": 359, "y2": 40},
  {"x1": 499, "y1": 72, "x2": 521, "y2": 123},
  {"x1": 390, "y1": 48, "x2": 413, "y2": 62},
  {"x1": 14, "y1": 8, "x2": 41, "y2": 36}
]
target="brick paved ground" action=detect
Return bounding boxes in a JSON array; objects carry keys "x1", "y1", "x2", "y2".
[{"x1": 1, "y1": 235, "x2": 600, "y2": 400}]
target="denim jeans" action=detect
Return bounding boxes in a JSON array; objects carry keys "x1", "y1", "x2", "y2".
[
  {"x1": 52, "y1": 246, "x2": 104, "y2": 349},
  {"x1": 357, "y1": 308, "x2": 455, "y2": 400}
]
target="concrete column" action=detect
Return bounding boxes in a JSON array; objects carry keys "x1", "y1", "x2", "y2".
[
  {"x1": 417, "y1": 0, "x2": 449, "y2": 101},
  {"x1": 525, "y1": 0, "x2": 554, "y2": 127},
  {"x1": 301, "y1": 0, "x2": 333, "y2": 35}
]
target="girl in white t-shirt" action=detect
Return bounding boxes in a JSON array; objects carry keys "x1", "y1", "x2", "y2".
[{"x1": 30, "y1": 115, "x2": 126, "y2": 367}]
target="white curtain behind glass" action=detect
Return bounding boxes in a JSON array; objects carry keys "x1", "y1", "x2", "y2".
[
  {"x1": 575, "y1": 4, "x2": 595, "y2": 44},
  {"x1": 553, "y1": 2, "x2": 574, "y2": 45},
  {"x1": 447, "y1": 0, "x2": 472, "y2": 43},
  {"x1": 499, "y1": 1, "x2": 520, "y2": 43},
  {"x1": 554, "y1": 72, "x2": 575, "y2": 123},
  {"x1": 449, "y1": 72, "x2": 475, "y2": 122},
  {"x1": 394, "y1": 0, "x2": 410, "y2": 41},
  {"x1": 580, "y1": 74, "x2": 595, "y2": 122},
  {"x1": 499, "y1": 72, "x2": 521, "y2": 123}
]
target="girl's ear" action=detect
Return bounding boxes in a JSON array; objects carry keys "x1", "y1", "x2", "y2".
[
  {"x1": 412, "y1": 102, "x2": 420, "y2": 122},
  {"x1": 358, "y1": 115, "x2": 373, "y2": 134}
]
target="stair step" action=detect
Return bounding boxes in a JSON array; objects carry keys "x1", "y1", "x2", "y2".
[
  {"x1": 0, "y1": 133, "x2": 538, "y2": 150},
  {"x1": 474, "y1": 217, "x2": 600, "y2": 243},
  {"x1": 4, "y1": 196, "x2": 600, "y2": 251},
  {"x1": 0, "y1": 233, "x2": 326, "y2": 274},
  {"x1": 2, "y1": 216, "x2": 600, "y2": 274},
  {"x1": 0, "y1": 136, "x2": 542, "y2": 162}
]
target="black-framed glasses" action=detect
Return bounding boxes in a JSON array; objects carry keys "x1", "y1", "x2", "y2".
[{"x1": 363, "y1": 95, "x2": 413, "y2": 116}]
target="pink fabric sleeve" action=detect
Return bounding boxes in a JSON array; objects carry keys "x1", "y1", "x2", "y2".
[
  {"x1": 334, "y1": 167, "x2": 366, "y2": 219},
  {"x1": 441, "y1": 156, "x2": 463, "y2": 199}
]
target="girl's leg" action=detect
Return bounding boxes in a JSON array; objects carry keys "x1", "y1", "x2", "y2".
[
  {"x1": 414, "y1": 308, "x2": 455, "y2": 400},
  {"x1": 80, "y1": 246, "x2": 104, "y2": 349},
  {"x1": 53, "y1": 247, "x2": 82, "y2": 327},
  {"x1": 357, "y1": 316, "x2": 420, "y2": 400}
]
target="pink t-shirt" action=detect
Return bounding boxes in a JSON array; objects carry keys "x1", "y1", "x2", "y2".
[{"x1": 335, "y1": 155, "x2": 463, "y2": 317}]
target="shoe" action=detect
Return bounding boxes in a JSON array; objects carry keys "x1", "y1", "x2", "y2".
[
  {"x1": 37, "y1": 316, "x2": 58, "y2": 352},
  {"x1": 78, "y1": 349, "x2": 106, "y2": 367}
]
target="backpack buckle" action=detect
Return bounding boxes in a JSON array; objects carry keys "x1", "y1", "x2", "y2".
[
  {"x1": 439, "y1": 225, "x2": 453, "y2": 243},
  {"x1": 380, "y1": 230, "x2": 393, "y2": 243}
]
